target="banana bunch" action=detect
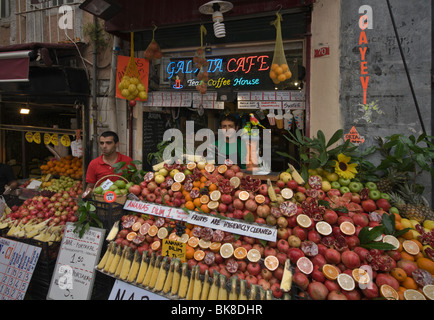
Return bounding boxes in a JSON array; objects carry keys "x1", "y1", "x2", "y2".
[{"x1": 288, "y1": 164, "x2": 305, "y2": 185}]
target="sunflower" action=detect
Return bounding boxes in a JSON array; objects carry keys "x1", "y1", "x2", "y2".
[{"x1": 334, "y1": 153, "x2": 358, "y2": 179}]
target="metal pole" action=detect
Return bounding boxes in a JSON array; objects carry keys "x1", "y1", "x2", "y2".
[{"x1": 92, "y1": 16, "x2": 99, "y2": 159}]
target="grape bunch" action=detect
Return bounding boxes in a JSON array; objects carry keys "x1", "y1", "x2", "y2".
[{"x1": 175, "y1": 222, "x2": 186, "y2": 237}]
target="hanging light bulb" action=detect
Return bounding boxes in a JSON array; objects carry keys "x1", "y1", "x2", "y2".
[{"x1": 199, "y1": 1, "x2": 233, "y2": 38}]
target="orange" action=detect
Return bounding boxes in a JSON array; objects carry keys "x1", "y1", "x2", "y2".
[
  {"x1": 284, "y1": 71, "x2": 292, "y2": 80},
  {"x1": 392, "y1": 212, "x2": 401, "y2": 222},
  {"x1": 410, "y1": 239, "x2": 423, "y2": 251},
  {"x1": 200, "y1": 175, "x2": 207, "y2": 183},
  {"x1": 209, "y1": 242, "x2": 221, "y2": 253},
  {"x1": 277, "y1": 74, "x2": 286, "y2": 82},
  {"x1": 352, "y1": 268, "x2": 371, "y2": 285},
  {"x1": 380, "y1": 284, "x2": 399, "y2": 300},
  {"x1": 194, "y1": 249, "x2": 205, "y2": 261},
  {"x1": 208, "y1": 183, "x2": 218, "y2": 192},
  {"x1": 200, "y1": 204, "x2": 210, "y2": 213},
  {"x1": 188, "y1": 236, "x2": 199, "y2": 248},
  {"x1": 193, "y1": 180, "x2": 201, "y2": 188},
  {"x1": 264, "y1": 255, "x2": 279, "y2": 271},
  {"x1": 401, "y1": 277, "x2": 418, "y2": 290},
  {"x1": 269, "y1": 71, "x2": 277, "y2": 80},
  {"x1": 193, "y1": 198, "x2": 202, "y2": 208},
  {"x1": 271, "y1": 63, "x2": 279, "y2": 71},
  {"x1": 151, "y1": 240, "x2": 161, "y2": 251},
  {"x1": 395, "y1": 221, "x2": 403, "y2": 230},
  {"x1": 403, "y1": 240, "x2": 420, "y2": 255},
  {"x1": 148, "y1": 225, "x2": 158, "y2": 237},
  {"x1": 217, "y1": 165, "x2": 228, "y2": 174},
  {"x1": 400, "y1": 251, "x2": 415, "y2": 261},
  {"x1": 322, "y1": 264, "x2": 340, "y2": 280},
  {"x1": 401, "y1": 229, "x2": 414, "y2": 240},
  {"x1": 185, "y1": 201, "x2": 195, "y2": 211},
  {"x1": 398, "y1": 286, "x2": 406, "y2": 300},
  {"x1": 391, "y1": 267, "x2": 408, "y2": 282},
  {"x1": 185, "y1": 245, "x2": 195, "y2": 259},
  {"x1": 200, "y1": 195, "x2": 210, "y2": 204},
  {"x1": 126, "y1": 231, "x2": 137, "y2": 241},
  {"x1": 234, "y1": 247, "x2": 248, "y2": 260},
  {"x1": 416, "y1": 257, "x2": 434, "y2": 274},
  {"x1": 184, "y1": 193, "x2": 193, "y2": 202},
  {"x1": 204, "y1": 163, "x2": 215, "y2": 173}
]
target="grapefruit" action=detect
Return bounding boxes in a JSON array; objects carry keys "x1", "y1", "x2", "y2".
[
  {"x1": 296, "y1": 214, "x2": 312, "y2": 228},
  {"x1": 315, "y1": 221, "x2": 332, "y2": 236},
  {"x1": 139, "y1": 222, "x2": 151, "y2": 235},
  {"x1": 220, "y1": 243, "x2": 234, "y2": 259},
  {"x1": 281, "y1": 188, "x2": 293, "y2": 200},
  {"x1": 340, "y1": 221, "x2": 356, "y2": 235},
  {"x1": 380, "y1": 284, "x2": 399, "y2": 300},
  {"x1": 205, "y1": 163, "x2": 215, "y2": 173},
  {"x1": 238, "y1": 191, "x2": 250, "y2": 201},
  {"x1": 157, "y1": 227, "x2": 168, "y2": 240},
  {"x1": 174, "y1": 172, "x2": 186, "y2": 183},
  {"x1": 148, "y1": 225, "x2": 158, "y2": 237},
  {"x1": 352, "y1": 268, "x2": 371, "y2": 285},
  {"x1": 296, "y1": 256, "x2": 313, "y2": 275},
  {"x1": 198, "y1": 239, "x2": 211, "y2": 250},
  {"x1": 337, "y1": 273, "x2": 355, "y2": 291},
  {"x1": 207, "y1": 201, "x2": 219, "y2": 210},
  {"x1": 179, "y1": 233, "x2": 189, "y2": 243},
  {"x1": 247, "y1": 248, "x2": 261, "y2": 262},
  {"x1": 422, "y1": 284, "x2": 434, "y2": 300},
  {"x1": 210, "y1": 190, "x2": 221, "y2": 201},
  {"x1": 403, "y1": 289, "x2": 426, "y2": 300},
  {"x1": 186, "y1": 162, "x2": 197, "y2": 171},
  {"x1": 187, "y1": 236, "x2": 199, "y2": 248},
  {"x1": 382, "y1": 235, "x2": 400, "y2": 250},
  {"x1": 126, "y1": 231, "x2": 137, "y2": 242},
  {"x1": 194, "y1": 249, "x2": 205, "y2": 261},
  {"x1": 402, "y1": 240, "x2": 420, "y2": 255},
  {"x1": 230, "y1": 177, "x2": 240, "y2": 188}
]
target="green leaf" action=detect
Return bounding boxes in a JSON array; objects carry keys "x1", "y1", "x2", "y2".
[
  {"x1": 382, "y1": 213, "x2": 395, "y2": 235},
  {"x1": 358, "y1": 226, "x2": 384, "y2": 244},
  {"x1": 361, "y1": 242, "x2": 396, "y2": 250},
  {"x1": 326, "y1": 129, "x2": 344, "y2": 148},
  {"x1": 393, "y1": 227, "x2": 412, "y2": 238},
  {"x1": 243, "y1": 212, "x2": 255, "y2": 222}
]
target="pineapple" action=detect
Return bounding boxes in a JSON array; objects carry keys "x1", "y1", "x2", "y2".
[
  {"x1": 376, "y1": 169, "x2": 408, "y2": 194},
  {"x1": 389, "y1": 184, "x2": 434, "y2": 223}
]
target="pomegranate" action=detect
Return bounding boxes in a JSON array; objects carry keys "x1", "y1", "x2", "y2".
[
  {"x1": 293, "y1": 272, "x2": 309, "y2": 290},
  {"x1": 341, "y1": 250, "x2": 361, "y2": 269},
  {"x1": 375, "y1": 273, "x2": 400, "y2": 291},
  {"x1": 327, "y1": 290, "x2": 348, "y2": 300},
  {"x1": 308, "y1": 281, "x2": 329, "y2": 300},
  {"x1": 325, "y1": 248, "x2": 341, "y2": 265}
]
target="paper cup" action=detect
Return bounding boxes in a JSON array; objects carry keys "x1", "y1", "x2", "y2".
[
  {"x1": 275, "y1": 115, "x2": 284, "y2": 129},
  {"x1": 267, "y1": 112, "x2": 276, "y2": 126},
  {"x1": 292, "y1": 110, "x2": 304, "y2": 130},
  {"x1": 283, "y1": 112, "x2": 294, "y2": 130}
]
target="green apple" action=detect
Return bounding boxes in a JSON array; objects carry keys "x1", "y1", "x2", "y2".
[
  {"x1": 184, "y1": 169, "x2": 192, "y2": 176},
  {"x1": 340, "y1": 186, "x2": 351, "y2": 194},
  {"x1": 331, "y1": 181, "x2": 341, "y2": 189},
  {"x1": 114, "y1": 179, "x2": 127, "y2": 189},
  {"x1": 369, "y1": 189, "x2": 381, "y2": 200},
  {"x1": 109, "y1": 184, "x2": 118, "y2": 191},
  {"x1": 94, "y1": 186, "x2": 103, "y2": 194},
  {"x1": 120, "y1": 189, "x2": 128, "y2": 195},
  {"x1": 114, "y1": 189, "x2": 122, "y2": 195},
  {"x1": 349, "y1": 181, "x2": 363, "y2": 193},
  {"x1": 390, "y1": 207, "x2": 399, "y2": 215},
  {"x1": 380, "y1": 193, "x2": 391, "y2": 201},
  {"x1": 338, "y1": 178, "x2": 351, "y2": 186},
  {"x1": 365, "y1": 181, "x2": 377, "y2": 191}
]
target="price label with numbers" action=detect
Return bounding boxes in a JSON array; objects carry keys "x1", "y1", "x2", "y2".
[
  {"x1": 0, "y1": 237, "x2": 41, "y2": 300},
  {"x1": 162, "y1": 239, "x2": 186, "y2": 261},
  {"x1": 47, "y1": 222, "x2": 105, "y2": 300}
]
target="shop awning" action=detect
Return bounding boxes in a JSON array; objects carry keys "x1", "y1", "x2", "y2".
[{"x1": 0, "y1": 50, "x2": 32, "y2": 82}]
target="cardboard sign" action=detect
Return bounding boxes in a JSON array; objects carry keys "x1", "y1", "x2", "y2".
[
  {"x1": 116, "y1": 55, "x2": 149, "y2": 100},
  {"x1": 162, "y1": 239, "x2": 186, "y2": 261},
  {"x1": 123, "y1": 200, "x2": 189, "y2": 222},
  {"x1": 0, "y1": 237, "x2": 41, "y2": 300},
  {"x1": 47, "y1": 222, "x2": 105, "y2": 300},
  {"x1": 109, "y1": 279, "x2": 169, "y2": 300}
]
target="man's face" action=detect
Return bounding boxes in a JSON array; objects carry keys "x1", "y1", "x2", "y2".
[
  {"x1": 220, "y1": 120, "x2": 238, "y2": 141},
  {"x1": 99, "y1": 136, "x2": 118, "y2": 156}
]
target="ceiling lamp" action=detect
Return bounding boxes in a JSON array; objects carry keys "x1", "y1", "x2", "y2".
[{"x1": 199, "y1": 1, "x2": 233, "y2": 38}]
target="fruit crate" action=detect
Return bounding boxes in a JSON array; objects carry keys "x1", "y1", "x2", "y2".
[{"x1": 87, "y1": 199, "x2": 124, "y2": 230}]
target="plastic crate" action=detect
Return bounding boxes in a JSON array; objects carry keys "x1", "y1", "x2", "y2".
[{"x1": 88, "y1": 199, "x2": 124, "y2": 230}]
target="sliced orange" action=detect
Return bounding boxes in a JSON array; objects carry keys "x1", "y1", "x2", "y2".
[
  {"x1": 207, "y1": 201, "x2": 219, "y2": 210},
  {"x1": 171, "y1": 181, "x2": 182, "y2": 191},
  {"x1": 247, "y1": 248, "x2": 261, "y2": 263},
  {"x1": 281, "y1": 188, "x2": 293, "y2": 200},
  {"x1": 340, "y1": 221, "x2": 356, "y2": 235},
  {"x1": 322, "y1": 264, "x2": 340, "y2": 280},
  {"x1": 157, "y1": 227, "x2": 169, "y2": 239},
  {"x1": 179, "y1": 233, "x2": 190, "y2": 243},
  {"x1": 234, "y1": 246, "x2": 248, "y2": 260},
  {"x1": 315, "y1": 221, "x2": 332, "y2": 236},
  {"x1": 209, "y1": 242, "x2": 221, "y2": 253},
  {"x1": 198, "y1": 239, "x2": 211, "y2": 250},
  {"x1": 200, "y1": 194, "x2": 210, "y2": 204},
  {"x1": 380, "y1": 284, "x2": 399, "y2": 300},
  {"x1": 337, "y1": 273, "x2": 355, "y2": 291},
  {"x1": 254, "y1": 194, "x2": 265, "y2": 204},
  {"x1": 139, "y1": 222, "x2": 151, "y2": 235},
  {"x1": 265, "y1": 255, "x2": 280, "y2": 271},
  {"x1": 296, "y1": 214, "x2": 312, "y2": 228},
  {"x1": 148, "y1": 225, "x2": 159, "y2": 237},
  {"x1": 187, "y1": 162, "x2": 197, "y2": 170},
  {"x1": 403, "y1": 289, "x2": 426, "y2": 300},
  {"x1": 131, "y1": 221, "x2": 142, "y2": 232},
  {"x1": 194, "y1": 249, "x2": 205, "y2": 261},
  {"x1": 238, "y1": 191, "x2": 250, "y2": 201},
  {"x1": 296, "y1": 256, "x2": 312, "y2": 274},
  {"x1": 220, "y1": 243, "x2": 234, "y2": 259},
  {"x1": 217, "y1": 164, "x2": 228, "y2": 174},
  {"x1": 174, "y1": 172, "x2": 186, "y2": 183},
  {"x1": 422, "y1": 284, "x2": 434, "y2": 300},
  {"x1": 151, "y1": 240, "x2": 161, "y2": 251},
  {"x1": 352, "y1": 268, "x2": 371, "y2": 285},
  {"x1": 402, "y1": 240, "x2": 420, "y2": 255},
  {"x1": 210, "y1": 190, "x2": 221, "y2": 201},
  {"x1": 168, "y1": 232, "x2": 179, "y2": 241},
  {"x1": 187, "y1": 236, "x2": 199, "y2": 248},
  {"x1": 383, "y1": 235, "x2": 400, "y2": 250},
  {"x1": 126, "y1": 231, "x2": 137, "y2": 241},
  {"x1": 205, "y1": 163, "x2": 215, "y2": 173},
  {"x1": 229, "y1": 176, "x2": 240, "y2": 188}
]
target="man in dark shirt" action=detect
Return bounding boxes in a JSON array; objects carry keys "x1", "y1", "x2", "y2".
[{"x1": 0, "y1": 163, "x2": 18, "y2": 195}]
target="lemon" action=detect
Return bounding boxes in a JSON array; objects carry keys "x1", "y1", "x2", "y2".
[
  {"x1": 400, "y1": 218, "x2": 412, "y2": 229},
  {"x1": 423, "y1": 220, "x2": 434, "y2": 230},
  {"x1": 321, "y1": 180, "x2": 331, "y2": 192},
  {"x1": 409, "y1": 219, "x2": 420, "y2": 229},
  {"x1": 410, "y1": 229, "x2": 421, "y2": 240},
  {"x1": 326, "y1": 172, "x2": 339, "y2": 182}
]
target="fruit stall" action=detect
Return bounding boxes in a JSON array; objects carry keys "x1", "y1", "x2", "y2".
[{"x1": 89, "y1": 128, "x2": 434, "y2": 301}]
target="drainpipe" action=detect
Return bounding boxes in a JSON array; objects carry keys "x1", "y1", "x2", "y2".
[
  {"x1": 109, "y1": 35, "x2": 120, "y2": 133},
  {"x1": 91, "y1": 16, "x2": 99, "y2": 159}
]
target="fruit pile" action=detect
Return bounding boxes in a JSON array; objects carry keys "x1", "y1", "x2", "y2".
[
  {"x1": 96, "y1": 159, "x2": 433, "y2": 300},
  {"x1": 269, "y1": 63, "x2": 292, "y2": 85},
  {"x1": 0, "y1": 179, "x2": 82, "y2": 242},
  {"x1": 40, "y1": 155, "x2": 83, "y2": 180},
  {"x1": 118, "y1": 75, "x2": 148, "y2": 101}
]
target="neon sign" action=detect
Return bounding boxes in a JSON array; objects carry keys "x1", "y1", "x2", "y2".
[{"x1": 166, "y1": 55, "x2": 269, "y2": 79}]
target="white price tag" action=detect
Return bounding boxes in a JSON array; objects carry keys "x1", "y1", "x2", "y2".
[{"x1": 100, "y1": 179, "x2": 114, "y2": 191}]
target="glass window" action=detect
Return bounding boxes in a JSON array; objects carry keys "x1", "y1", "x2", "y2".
[{"x1": 0, "y1": 0, "x2": 11, "y2": 19}]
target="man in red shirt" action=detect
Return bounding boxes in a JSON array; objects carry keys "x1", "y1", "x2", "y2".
[{"x1": 83, "y1": 131, "x2": 132, "y2": 197}]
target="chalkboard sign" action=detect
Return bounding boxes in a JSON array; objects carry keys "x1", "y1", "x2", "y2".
[
  {"x1": 0, "y1": 237, "x2": 41, "y2": 300},
  {"x1": 143, "y1": 112, "x2": 169, "y2": 171},
  {"x1": 47, "y1": 223, "x2": 105, "y2": 300}
]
